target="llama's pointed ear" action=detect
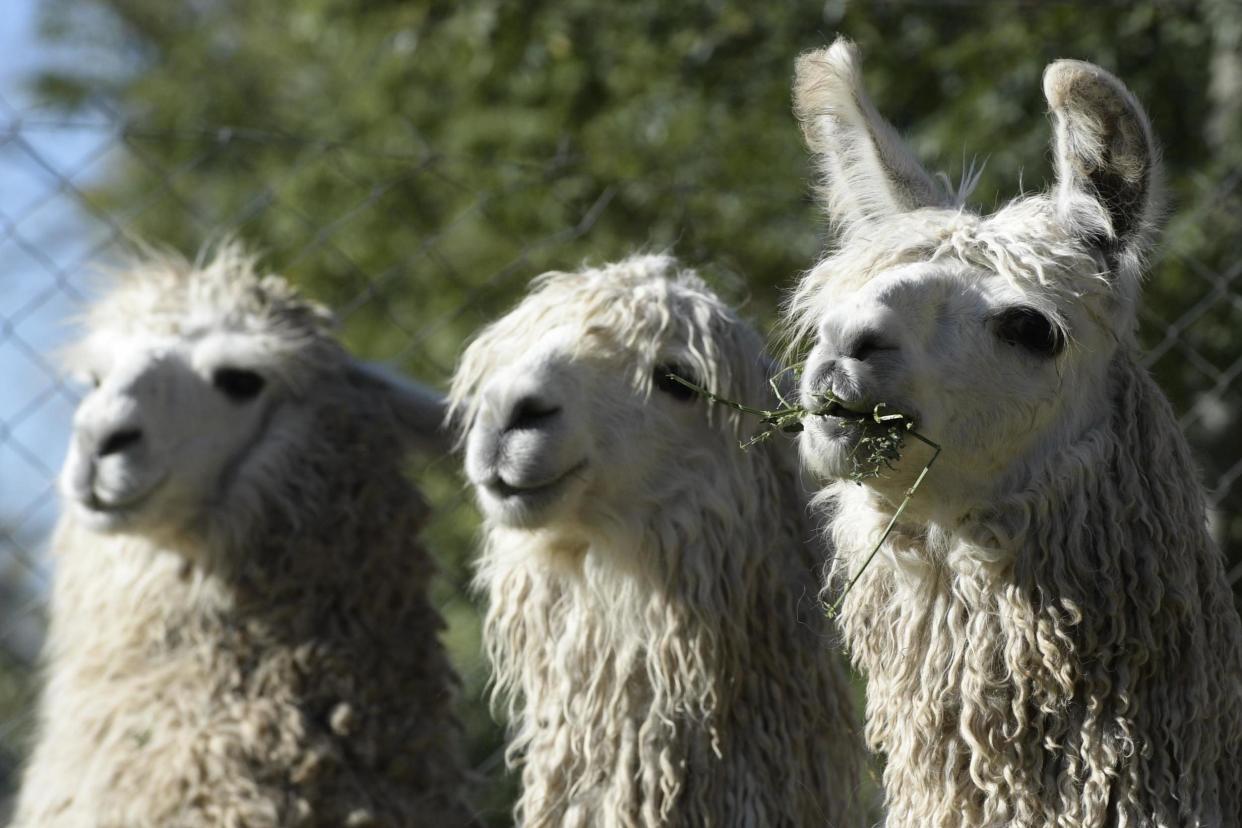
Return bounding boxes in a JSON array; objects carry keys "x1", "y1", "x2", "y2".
[
  {"x1": 349, "y1": 361, "x2": 453, "y2": 456},
  {"x1": 793, "y1": 38, "x2": 950, "y2": 233},
  {"x1": 1044, "y1": 60, "x2": 1161, "y2": 279}
]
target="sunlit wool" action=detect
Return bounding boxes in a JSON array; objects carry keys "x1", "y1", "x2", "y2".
[
  {"x1": 789, "y1": 40, "x2": 1242, "y2": 827},
  {"x1": 451, "y1": 255, "x2": 866, "y2": 827},
  {"x1": 14, "y1": 245, "x2": 472, "y2": 827}
]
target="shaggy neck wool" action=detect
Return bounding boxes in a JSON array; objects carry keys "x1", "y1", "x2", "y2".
[
  {"x1": 829, "y1": 353, "x2": 1242, "y2": 827},
  {"x1": 16, "y1": 380, "x2": 471, "y2": 828},
  {"x1": 481, "y1": 442, "x2": 865, "y2": 828}
]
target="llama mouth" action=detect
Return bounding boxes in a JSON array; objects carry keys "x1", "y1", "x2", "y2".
[
  {"x1": 79, "y1": 474, "x2": 167, "y2": 518},
  {"x1": 478, "y1": 461, "x2": 589, "y2": 525},
  {"x1": 802, "y1": 395, "x2": 921, "y2": 457},
  {"x1": 810, "y1": 411, "x2": 920, "y2": 447},
  {"x1": 486, "y1": 460, "x2": 588, "y2": 501},
  {"x1": 806, "y1": 396, "x2": 919, "y2": 432}
]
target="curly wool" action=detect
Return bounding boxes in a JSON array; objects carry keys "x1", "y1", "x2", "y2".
[
  {"x1": 14, "y1": 249, "x2": 473, "y2": 827},
  {"x1": 826, "y1": 351, "x2": 1242, "y2": 827},
  {"x1": 458, "y1": 257, "x2": 867, "y2": 827}
]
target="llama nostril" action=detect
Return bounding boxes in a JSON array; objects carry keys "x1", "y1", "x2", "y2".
[
  {"x1": 846, "y1": 332, "x2": 895, "y2": 362},
  {"x1": 98, "y1": 428, "x2": 143, "y2": 458},
  {"x1": 505, "y1": 397, "x2": 561, "y2": 432},
  {"x1": 802, "y1": 358, "x2": 839, "y2": 399}
]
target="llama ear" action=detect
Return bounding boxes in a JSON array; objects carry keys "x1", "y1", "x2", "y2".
[
  {"x1": 793, "y1": 38, "x2": 950, "y2": 233},
  {"x1": 348, "y1": 361, "x2": 453, "y2": 456},
  {"x1": 1044, "y1": 60, "x2": 1161, "y2": 278}
]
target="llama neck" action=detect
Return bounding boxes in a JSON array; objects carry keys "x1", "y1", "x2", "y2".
[
  {"x1": 45, "y1": 522, "x2": 225, "y2": 660},
  {"x1": 830, "y1": 353, "x2": 1242, "y2": 826},
  {"x1": 483, "y1": 512, "x2": 861, "y2": 827},
  {"x1": 31, "y1": 491, "x2": 464, "y2": 825},
  {"x1": 485, "y1": 532, "x2": 737, "y2": 825}
]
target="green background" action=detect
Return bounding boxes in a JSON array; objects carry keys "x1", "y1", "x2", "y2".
[{"x1": 4, "y1": 0, "x2": 1240, "y2": 821}]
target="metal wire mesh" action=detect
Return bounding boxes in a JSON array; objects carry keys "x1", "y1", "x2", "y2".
[
  {"x1": 2, "y1": 81, "x2": 1241, "y2": 825},
  {"x1": 0, "y1": 95, "x2": 626, "y2": 820}
]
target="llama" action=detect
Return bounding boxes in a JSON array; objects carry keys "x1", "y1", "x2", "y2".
[
  {"x1": 786, "y1": 39, "x2": 1242, "y2": 826},
  {"x1": 449, "y1": 254, "x2": 866, "y2": 827},
  {"x1": 14, "y1": 245, "x2": 474, "y2": 827}
]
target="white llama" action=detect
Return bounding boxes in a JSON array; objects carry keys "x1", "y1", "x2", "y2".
[
  {"x1": 786, "y1": 38, "x2": 1242, "y2": 827},
  {"x1": 14, "y1": 245, "x2": 474, "y2": 827},
  {"x1": 449, "y1": 255, "x2": 866, "y2": 827}
]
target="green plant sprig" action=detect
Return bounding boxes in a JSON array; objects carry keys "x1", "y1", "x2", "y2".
[
  {"x1": 825, "y1": 427, "x2": 939, "y2": 618},
  {"x1": 663, "y1": 372, "x2": 941, "y2": 617},
  {"x1": 664, "y1": 372, "x2": 854, "y2": 449}
]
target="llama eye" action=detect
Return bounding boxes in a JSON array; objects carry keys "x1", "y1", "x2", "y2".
[
  {"x1": 213, "y1": 367, "x2": 266, "y2": 401},
  {"x1": 653, "y1": 365, "x2": 697, "y2": 402},
  {"x1": 993, "y1": 307, "x2": 1064, "y2": 358}
]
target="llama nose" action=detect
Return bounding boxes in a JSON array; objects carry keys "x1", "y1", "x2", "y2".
[
  {"x1": 804, "y1": 356, "x2": 839, "y2": 396},
  {"x1": 819, "y1": 316, "x2": 896, "y2": 363},
  {"x1": 503, "y1": 395, "x2": 561, "y2": 434},
  {"x1": 843, "y1": 330, "x2": 897, "y2": 362},
  {"x1": 97, "y1": 427, "x2": 143, "y2": 458}
]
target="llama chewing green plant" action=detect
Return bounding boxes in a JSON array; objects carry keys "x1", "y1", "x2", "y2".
[{"x1": 664, "y1": 372, "x2": 940, "y2": 617}]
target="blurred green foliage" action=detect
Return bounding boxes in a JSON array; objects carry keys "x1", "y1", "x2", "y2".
[
  {"x1": 0, "y1": 558, "x2": 38, "y2": 820},
  {"x1": 24, "y1": 0, "x2": 1242, "y2": 821}
]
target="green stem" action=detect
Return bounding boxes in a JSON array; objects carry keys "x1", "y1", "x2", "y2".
[
  {"x1": 664, "y1": 370, "x2": 943, "y2": 616},
  {"x1": 664, "y1": 373, "x2": 779, "y2": 418},
  {"x1": 824, "y1": 431, "x2": 941, "y2": 619}
]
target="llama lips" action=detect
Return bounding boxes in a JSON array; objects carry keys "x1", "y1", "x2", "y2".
[
  {"x1": 830, "y1": 403, "x2": 919, "y2": 432},
  {"x1": 477, "y1": 460, "x2": 588, "y2": 526},
  {"x1": 805, "y1": 393, "x2": 918, "y2": 431},
  {"x1": 74, "y1": 471, "x2": 168, "y2": 524},
  {"x1": 798, "y1": 403, "x2": 922, "y2": 487},
  {"x1": 485, "y1": 460, "x2": 587, "y2": 500},
  {"x1": 86, "y1": 486, "x2": 153, "y2": 513}
]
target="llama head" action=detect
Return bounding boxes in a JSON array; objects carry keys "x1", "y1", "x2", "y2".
[
  {"x1": 450, "y1": 255, "x2": 775, "y2": 561},
  {"x1": 60, "y1": 244, "x2": 444, "y2": 545},
  {"x1": 788, "y1": 40, "x2": 1161, "y2": 510}
]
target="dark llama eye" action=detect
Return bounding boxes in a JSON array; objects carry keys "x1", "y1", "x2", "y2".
[
  {"x1": 213, "y1": 367, "x2": 266, "y2": 401},
  {"x1": 653, "y1": 364, "x2": 697, "y2": 402},
  {"x1": 993, "y1": 307, "x2": 1065, "y2": 358}
]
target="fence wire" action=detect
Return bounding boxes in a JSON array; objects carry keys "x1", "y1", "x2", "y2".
[
  {"x1": 1, "y1": 92, "x2": 1241, "y2": 821},
  {"x1": 0, "y1": 95, "x2": 625, "y2": 820}
]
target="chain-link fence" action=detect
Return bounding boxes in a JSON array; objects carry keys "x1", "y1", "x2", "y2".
[
  {"x1": 3, "y1": 2, "x2": 1242, "y2": 822},
  {"x1": 0, "y1": 96, "x2": 640, "y2": 824}
]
